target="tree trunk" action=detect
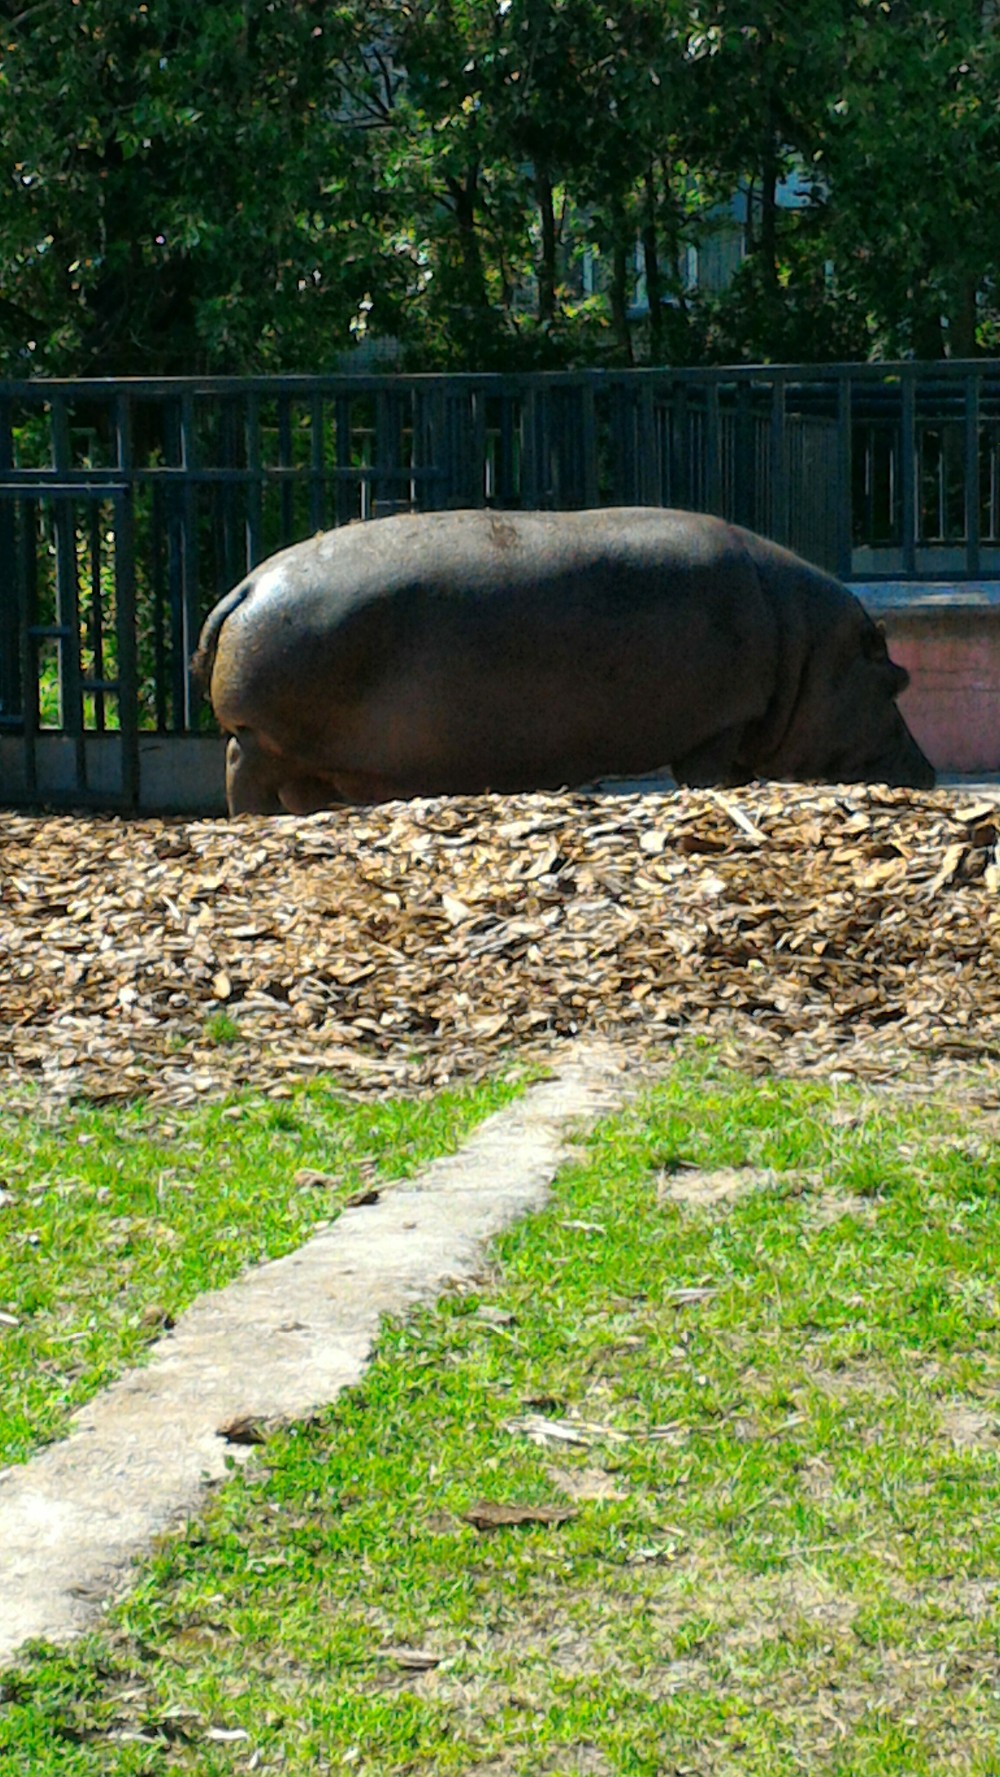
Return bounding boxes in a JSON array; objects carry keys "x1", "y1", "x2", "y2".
[
  {"x1": 642, "y1": 165, "x2": 663, "y2": 363},
  {"x1": 445, "y1": 164, "x2": 487, "y2": 311},
  {"x1": 912, "y1": 298, "x2": 946, "y2": 360},
  {"x1": 610, "y1": 194, "x2": 633, "y2": 364},
  {"x1": 759, "y1": 135, "x2": 779, "y2": 293},
  {"x1": 536, "y1": 163, "x2": 557, "y2": 326},
  {"x1": 947, "y1": 276, "x2": 979, "y2": 359}
]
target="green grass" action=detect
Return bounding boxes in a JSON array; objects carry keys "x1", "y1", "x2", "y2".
[
  {"x1": 4, "y1": 1055, "x2": 1000, "y2": 1773},
  {"x1": 0, "y1": 1071, "x2": 527, "y2": 1468}
]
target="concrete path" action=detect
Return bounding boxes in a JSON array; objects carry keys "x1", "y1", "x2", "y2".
[{"x1": 0, "y1": 1042, "x2": 631, "y2": 1666}]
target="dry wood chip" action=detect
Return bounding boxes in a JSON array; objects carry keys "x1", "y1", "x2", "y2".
[
  {"x1": 216, "y1": 1414, "x2": 271, "y2": 1446},
  {"x1": 461, "y1": 1500, "x2": 579, "y2": 1531},
  {"x1": 376, "y1": 1648, "x2": 443, "y2": 1671},
  {"x1": 293, "y1": 1168, "x2": 339, "y2": 1189}
]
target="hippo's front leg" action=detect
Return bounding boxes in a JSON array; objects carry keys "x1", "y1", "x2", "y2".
[
  {"x1": 671, "y1": 724, "x2": 753, "y2": 788},
  {"x1": 225, "y1": 733, "x2": 285, "y2": 815}
]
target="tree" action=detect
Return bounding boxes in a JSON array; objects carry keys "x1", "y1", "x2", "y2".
[
  {"x1": 0, "y1": 0, "x2": 392, "y2": 373},
  {"x1": 814, "y1": 0, "x2": 1000, "y2": 357}
]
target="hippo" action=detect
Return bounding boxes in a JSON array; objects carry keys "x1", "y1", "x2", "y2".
[{"x1": 192, "y1": 506, "x2": 934, "y2": 814}]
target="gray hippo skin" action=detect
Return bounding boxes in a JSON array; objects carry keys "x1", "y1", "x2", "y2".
[{"x1": 192, "y1": 507, "x2": 935, "y2": 814}]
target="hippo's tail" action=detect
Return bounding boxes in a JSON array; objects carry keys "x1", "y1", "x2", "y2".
[{"x1": 190, "y1": 578, "x2": 253, "y2": 693}]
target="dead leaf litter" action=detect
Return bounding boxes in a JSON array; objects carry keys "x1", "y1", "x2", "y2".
[{"x1": 1, "y1": 784, "x2": 999, "y2": 1110}]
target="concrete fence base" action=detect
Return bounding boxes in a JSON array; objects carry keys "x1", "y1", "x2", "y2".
[
  {"x1": 862, "y1": 585, "x2": 1000, "y2": 776},
  {"x1": 0, "y1": 736, "x2": 228, "y2": 815}
]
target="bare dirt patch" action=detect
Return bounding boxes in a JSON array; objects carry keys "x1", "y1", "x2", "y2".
[
  {"x1": 2, "y1": 783, "x2": 1000, "y2": 1110},
  {"x1": 938, "y1": 1401, "x2": 999, "y2": 1449},
  {"x1": 657, "y1": 1164, "x2": 754, "y2": 1206},
  {"x1": 801, "y1": 1186, "x2": 879, "y2": 1227},
  {"x1": 657, "y1": 1164, "x2": 813, "y2": 1207}
]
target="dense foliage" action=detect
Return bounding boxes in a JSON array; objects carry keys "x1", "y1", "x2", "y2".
[{"x1": 2, "y1": 0, "x2": 999, "y2": 374}]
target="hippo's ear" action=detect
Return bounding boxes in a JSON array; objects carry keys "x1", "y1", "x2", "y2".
[{"x1": 859, "y1": 619, "x2": 890, "y2": 660}]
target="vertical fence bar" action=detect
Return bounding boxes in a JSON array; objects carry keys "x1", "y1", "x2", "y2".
[
  {"x1": 498, "y1": 389, "x2": 518, "y2": 506},
  {"x1": 217, "y1": 398, "x2": 238, "y2": 643},
  {"x1": 606, "y1": 380, "x2": 634, "y2": 504},
  {"x1": 836, "y1": 373, "x2": 853, "y2": 581},
  {"x1": 438, "y1": 393, "x2": 462, "y2": 508},
  {"x1": 669, "y1": 381, "x2": 688, "y2": 510},
  {"x1": 164, "y1": 398, "x2": 185, "y2": 731},
  {"x1": 179, "y1": 393, "x2": 201, "y2": 729},
  {"x1": 0, "y1": 395, "x2": 19, "y2": 725},
  {"x1": 636, "y1": 382, "x2": 658, "y2": 505},
  {"x1": 245, "y1": 393, "x2": 263, "y2": 568},
  {"x1": 334, "y1": 394, "x2": 356, "y2": 524},
  {"x1": 412, "y1": 385, "x2": 442, "y2": 511},
  {"x1": 704, "y1": 380, "x2": 722, "y2": 516},
  {"x1": 733, "y1": 377, "x2": 754, "y2": 529},
  {"x1": 278, "y1": 394, "x2": 294, "y2": 539},
  {"x1": 151, "y1": 480, "x2": 167, "y2": 731},
  {"x1": 50, "y1": 394, "x2": 87, "y2": 788},
  {"x1": 309, "y1": 390, "x2": 326, "y2": 534},
  {"x1": 21, "y1": 490, "x2": 38, "y2": 794},
  {"x1": 519, "y1": 386, "x2": 539, "y2": 507},
  {"x1": 375, "y1": 387, "x2": 401, "y2": 514},
  {"x1": 548, "y1": 387, "x2": 566, "y2": 506},
  {"x1": 87, "y1": 499, "x2": 105, "y2": 731},
  {"x1": 114, "y1": 396, "x2": 139, "y2": 808},
  {"x1": 900, "y1": 368, "x2": 917, "y2": 576},
  {"x1": 965, "y1": 370, "x2": 981, "y2": 579},
  {"x1": 470, "y1": 384, "x2": 487, "y2": 506},
  {"x1": 769, "y1": 375, "x2": 788, "y2": 546},
  {"x1": 578, "y1": 381, "x2": 599, "y2": 509}
]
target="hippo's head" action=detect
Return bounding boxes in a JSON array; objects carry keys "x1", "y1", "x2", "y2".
[
  {"x1": 847, "y1": 650, "x2": 936, "y2": 787},
  {"x1": 826, "y1": 621, "x2": 935, "y2": 788},
  {"x1": 765, "y1": 604, "x2": 936, "y2": 789}
]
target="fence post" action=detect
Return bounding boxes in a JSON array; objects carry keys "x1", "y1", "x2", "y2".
[
  {"x1": 637, "y1": 381, "x2": 658, "y2": 505},
  {"x1": 733, "y1": 377, "x2": 754, "y2": 529},
  {"x1": 179, "y1": 393, "x2": 202, "y2": 729},
  {"x1": 608, "y1": 380, "x2": 635, "y2": 505},
  {"x1": 836, "y1": 373, "x2": 853, "y2": 582},
  {"x1": 114, "y1": 396, "x2": 140, "y2": 809},
  {"x1": 668, "y1": 380, "x2": 689, "y2": 510},
  {"x1": 20, "y1": 488, "x2": 38, "y2": 795},
  {"x1": 900, "y1": 368, "x2": 917, "y2": 577},
  {"x1": 50, "y1": 394, "x2": 87, "y2": 790},
  {"x1": 0, "y1": 395, "x2": 19, "y2": 726},
  {"x1": 704, "y1": 380, "x2": 722, "y2": 516},
  {"x1": 374, "y1": 385, "x2": 407, "y2": 514},
  {"x1": 965, "y1": 370, "x2": 981, "y2": 580},
  {"x1": 496, "y1": 387, "x2": 519, "y2": 506},
  {"x1": 309, "y1": 390, "x2": 326, "y2": 535},
  {"x1": 334, "y1": 393, "x2": 357, "y2": 525},
  {"x1": 580, "y1": 380, "x2": 599, "y2": 508},
  {"x1": 520, "y1": 385, "x2": 540, "y2": 507},
  {"x1": 245, "y1": 393, "x2": 263, "y2": 567},
  {"x1": 769, "y1": 375, "x2": 788, "y2": 547}
]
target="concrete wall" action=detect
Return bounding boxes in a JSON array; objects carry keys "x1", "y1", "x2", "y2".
[
  {"x1": 859, "y1": 585, "x2": 1000, "y2": 774},
  {"x1": 0, "y1": 736, "x2": 227, "y2": 815}
]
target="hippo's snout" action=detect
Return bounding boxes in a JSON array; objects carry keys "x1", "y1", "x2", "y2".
[{"x1": 873, "y1": 723, "x2": 936, "y2": 789}]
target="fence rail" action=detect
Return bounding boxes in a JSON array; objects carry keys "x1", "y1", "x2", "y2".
[{"x1": 2, "y1": 363, "x2": 999, "y2": 809}]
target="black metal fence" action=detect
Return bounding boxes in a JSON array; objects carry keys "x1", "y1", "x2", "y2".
[{"x1": 2, "y1": 362, "x2": 999, "y2": 809}]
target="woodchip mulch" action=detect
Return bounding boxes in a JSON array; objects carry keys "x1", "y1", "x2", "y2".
[{"x1": 2, "y1": 784, "x2": 999, "y2": 1110}]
